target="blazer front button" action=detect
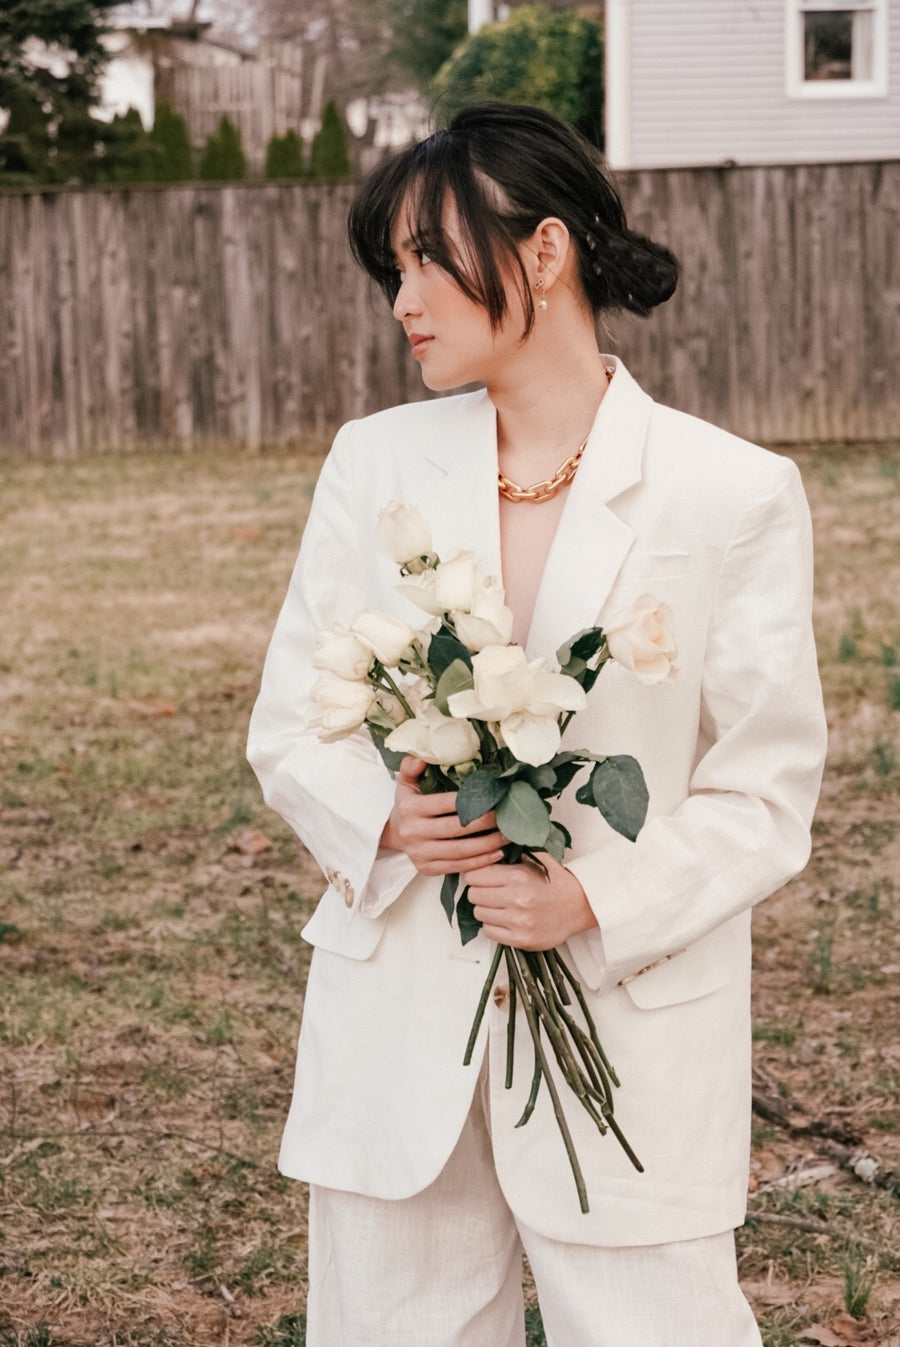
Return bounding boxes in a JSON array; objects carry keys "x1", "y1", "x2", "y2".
[{"x1": 493, "y1": 985, "x2": 509, "y2": 1007}]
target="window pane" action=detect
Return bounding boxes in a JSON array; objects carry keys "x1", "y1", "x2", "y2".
[{"x1": 804, "y1": 10, "x2": 853, "y2": 79}]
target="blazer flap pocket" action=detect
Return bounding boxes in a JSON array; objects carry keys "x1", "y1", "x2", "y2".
[
  {"x1": 622, "y1": 954, "x2": 731, "y2": 1009},
  {"x1": 617, "y1": 551, "x2": 690, "y2": 580},
  {"x1": 620, "y1": 917, "x2": 746, "y2": 1010},
  {"x1": 301, "y1": 886, "x2": 388, "y2": 961}
]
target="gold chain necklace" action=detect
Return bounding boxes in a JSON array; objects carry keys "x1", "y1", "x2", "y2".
[{"x1": 497, "y1": 366, "x2": 614, "y2": 505}]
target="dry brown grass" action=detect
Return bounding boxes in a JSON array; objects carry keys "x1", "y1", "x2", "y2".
[{"x1": 0, "y1": 445, "x2": 898, "y2": 1347}]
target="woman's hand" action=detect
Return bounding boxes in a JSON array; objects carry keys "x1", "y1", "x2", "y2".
[
  {"x1": 468, "y1": 854, "x2": 598, "y2": 950},
  {"x1": 380, "y1": 756, "x2": 506, "y2": 876}
]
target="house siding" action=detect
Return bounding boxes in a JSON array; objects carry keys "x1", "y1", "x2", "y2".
[{"x1": 616, "y1": 0, "x2": 900, "y2": 168}]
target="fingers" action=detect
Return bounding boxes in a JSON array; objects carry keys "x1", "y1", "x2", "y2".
[
  {"x1": 414, "y1": 840, "x2": 506, "y2": 872},
  {"x1": 397, "y1": 755, "x2": 427, "y2": 786}
]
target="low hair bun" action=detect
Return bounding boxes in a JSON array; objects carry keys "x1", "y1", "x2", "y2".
[{"x1": 581, "y1": 222, "x2": 679, "y2": 317}]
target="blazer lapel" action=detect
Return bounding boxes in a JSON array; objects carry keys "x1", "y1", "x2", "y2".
[
  {"x1": 526, "y1": 360, "x2": 652, "y2": 660},
  {"x1": 402, "y1": 360, "x2": 653, "y2": 663},
  {"x1": 417, "y1": 388, "x2": 503, "y2": 580}
]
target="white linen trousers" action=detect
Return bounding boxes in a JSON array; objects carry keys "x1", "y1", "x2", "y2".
[{"x1": 306, "y1": 1064, "x2": 763, "y2": 1347}]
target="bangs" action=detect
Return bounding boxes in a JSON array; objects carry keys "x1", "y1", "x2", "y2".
[{"x1": 347, "y1": 131, "x2": 529, "y2": 331}]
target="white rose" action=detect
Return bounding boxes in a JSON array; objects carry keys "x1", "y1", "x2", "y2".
[
  {"x1": 448, "y1": 646, "x2": 586, "y2": 767},
  {"x1": 351, "y1": 611, "x2": 417, "y2": 666},
  {"x1": 386, "y1": 702, "x2": 481, "y2": 767},
  {"x1": 310, "y1": 673, "x2": 375, "y2": 741},
  {"x1": 449, "y1": 645, "x2": 540, "y2": 721},
  {"x1": 395, "y1": 567, "x2": 445, "y2": 616},
  {"x1": 433, "y1": 552, "x2": 481, "y2": 614},
  {"x1": 375, "y1": 501, "x2": 432, "y2": 567},
  {"x1": 605, "y1": 594, "x2": 677, "y2": 685},
  {"x1": 312, "y1": 627, "x2": 373, "y2": 681},
  {"x1": 453, "y1": 577, "x2": 515, "y2": 652},
  {"x1": 394, "y1": 552, "x2": 481, "y2": 617}
]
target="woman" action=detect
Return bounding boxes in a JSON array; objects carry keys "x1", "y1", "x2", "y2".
[{"x1": 248, "y1": 103, "x2": 827, "y2": 1346}]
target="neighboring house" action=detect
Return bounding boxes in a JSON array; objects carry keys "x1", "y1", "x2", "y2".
[
  {"x1": 96, "y1": 19, "x2": 327, "y2": 167},
  {"x1": 98, "y1": 17, "x2": 425, "y2": 171},
  {"x1": 605, "y1": 0, "x2": 898, "y2": 168}
]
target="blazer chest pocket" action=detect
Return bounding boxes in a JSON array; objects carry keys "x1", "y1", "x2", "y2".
[{"x1": 616, "y1": 551, "x2": 690, "y2": 581}]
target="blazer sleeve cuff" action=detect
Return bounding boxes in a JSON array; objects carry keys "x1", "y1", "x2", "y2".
[
  {"x1": 359, "y1": 850, "x2": 419, "y2": 918},
  {"x1": 564, "y1": 925, "x2": 611, "y2": 993}
]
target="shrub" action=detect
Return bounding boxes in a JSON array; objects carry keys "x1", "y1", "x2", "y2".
[
  {"x1": 151, "y1": 101, "x2": 194, "y2": 181},
  {"x1": 265, "y1": 129, "x2": 305, "y2": 179},
  {"x1": 309, "y1": 101, "x2": 350, "y2": 180},
  {"x1": 200, "y1": 115, "x2": 247, "y2": 182}
]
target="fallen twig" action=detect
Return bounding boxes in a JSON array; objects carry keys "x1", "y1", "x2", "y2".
[
  {"x1": 752, "y1": 1067, "x2": 899, "y2": 1198},
  {"x1": 744, "y1": 1210, "x2": 900, "y2": 1270}
]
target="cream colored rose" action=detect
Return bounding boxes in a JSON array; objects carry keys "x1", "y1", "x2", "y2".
[
  {"x1": 448, "y1": 644, "x2": 586, "y2": 767},
  {"x1": 312, "y1": 626, "x2": 373, "y2": 681},
  {"x1": 605, "y1": 594, "x2": 677, "y2": 684},
  {"x1": 386, "y1": 702, "x2": 481, "y2": 767},
  {"x1": 351, "y1": 611, "x2": 417, "y2": 666},
  {"x1": 375, "y1": 501, "x2": 432, "y2": 567},
  {"x1": 396, "y1": 551, "x2": 481, "y2": 617},
  {"x1": 453, "y1": 576, "x2": 515, "y2": 652},
  {"x1": 310, "y1": 673, "x2": 376, "y2": 740}
]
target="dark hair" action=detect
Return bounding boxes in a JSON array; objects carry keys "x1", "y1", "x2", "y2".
[{"x1": 347, "y1": 102, "x2": 679, "y2": 334}]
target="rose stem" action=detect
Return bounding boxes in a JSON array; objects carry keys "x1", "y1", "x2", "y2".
[
  {"x1": 506, "y1": 949, "x2": 590, "y2": 1214},
  {"x1": 372, "y1": 663, "x2": 415, "y2": 720},
  {"x1": 554, "y1": 952, "x2": 622, "y2": 1088},
  {"x1": 463, "y1": 942, "x2": 504, "y2": 1066},
  {"x1": 505, "y1": 974, "x2": 517, "y2": 1089}
]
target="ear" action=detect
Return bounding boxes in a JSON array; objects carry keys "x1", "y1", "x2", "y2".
[{"x1": 524, "y1": 217, "x2": 572, "y2": 292}]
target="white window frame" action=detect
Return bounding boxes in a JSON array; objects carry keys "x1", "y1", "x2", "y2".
[{"x1": 786, "y1": 0, "x2": 889, "y2": 98}]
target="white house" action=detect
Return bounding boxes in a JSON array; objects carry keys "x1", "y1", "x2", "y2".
[{"x1": 605, "y1": 0, "x2": 899, "y2": 168}]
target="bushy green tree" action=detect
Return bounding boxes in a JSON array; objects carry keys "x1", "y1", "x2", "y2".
[
  {"x1": 200, "y1": 115, "x2": 247, "y2": 181},
  {"x1": 265, "y1": 128, "x2": 305, "y2": 179},
  {"x1": 379, "y1": 0, "x2": 468, "y2": 88},
  {"x1": 150, "y1": 101, "x2": 193, "y2": 182},
  {"x1": 0, "y1": 0, "x2": 120, "y2": 184},
  {"x1": 309, "y1": 100, "x2": 350, "y2": 180},
  {"x1": 432, "y1": 5, "x2": 605, "y2": 147}
]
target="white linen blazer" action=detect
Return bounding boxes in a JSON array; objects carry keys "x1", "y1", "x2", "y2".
[{"x1": 247, "y1": 357, "x2": 827, "y2": 1247}]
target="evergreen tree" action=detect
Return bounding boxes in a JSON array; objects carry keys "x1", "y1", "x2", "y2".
[
  {"x1": 150, "y1": 101, "x2": 193, "y2": 182},
  {"x1": 0, "y1": 0, "x2": 120, "y2": 184},
  {"x1": 433, "y1": 5, "x2": 605, "y2": 148},
  {"x1": 265, "y1": 128, "x2": 305, "y2": 179},
  {"x1": 309, "y1": 101, "x2": 350, "y2": 180},
  {"x1": 200, "y1": 115, "x2": 247, "y2": 181}
]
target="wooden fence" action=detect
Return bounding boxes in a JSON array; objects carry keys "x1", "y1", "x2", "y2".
[{"x1": 0, "y1": 161, "x2": 898, "y2": 458}]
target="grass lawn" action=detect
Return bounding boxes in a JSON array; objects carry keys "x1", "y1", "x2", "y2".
[{"x1": 1, "y1": 444, "x2": 898, "y2": 1346}]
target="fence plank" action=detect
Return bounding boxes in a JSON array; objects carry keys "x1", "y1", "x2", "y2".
[{"x1": 0, "y1": 163, "x2": 897, "y2": 458}]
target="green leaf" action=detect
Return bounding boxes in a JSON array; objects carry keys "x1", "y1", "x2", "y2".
[
  {"x1": 433, "y1": 657, "x2": 474, "y2": 714},
  {"x1": 456, "y1": 887, "x2": 482, "y2": 944},
  {"x1": 557, "y1": 626, "x2": 606, "y2": 666},
  {"x1": 583, "y1": 755, "x2": 649, "y2": 842},
  {"x1": 440, "y1": 872, "x2": 460, "y2": 924},
  {"x1": 496, "y1": 780, "x2": 552, "y2": 847},
  {"x1": 456, "y1": 769, "x2": 509, "y2": 826},
  {"x1": 368, "y1": 723, "x2": 405, "y2": 772},
  {"x1": 428, "y1": 625, "x2": 473, "y2": 679},
  {"x1": 521, "y1": 763, "x2": 558, "y2": 794},
  {"x1": 540, "y1": 822, "x2": 569, "y2": 863}
]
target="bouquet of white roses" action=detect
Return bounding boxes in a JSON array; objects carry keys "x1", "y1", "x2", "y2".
[{"x1": 310, "y1": 501, "x2": 677, "y2": 1212}]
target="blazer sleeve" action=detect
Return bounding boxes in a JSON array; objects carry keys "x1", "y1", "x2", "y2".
[
  {"x1": 566, "y1": 457, "x2": 828, "y2": 991},
  {"x1": 246, "y1": 423, "x2": 415, "y2": 924}
]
